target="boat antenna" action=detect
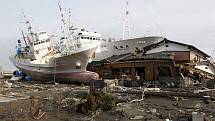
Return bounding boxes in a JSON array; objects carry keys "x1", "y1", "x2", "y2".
[
  {"x1": 122, "y1": 1, "x2": 130, "y2": 40},
  {"x1": 154, "y1": 22, "x2": 166, "y2": 37},
  {"x1": 22, "y1": 11, "x2": 34, "y2": 37}
]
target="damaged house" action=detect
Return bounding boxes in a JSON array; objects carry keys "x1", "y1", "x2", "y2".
[
  {"x1": 144, "y1": 39, "x2": 210, "y2": 64},
  {"x1": 88, "y1": 38, "x2": 215, "y2": 86}
]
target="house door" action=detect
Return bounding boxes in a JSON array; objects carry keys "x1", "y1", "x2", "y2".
[{"x1": 136, "y1": 67, "x2": 145, "y2": 81}]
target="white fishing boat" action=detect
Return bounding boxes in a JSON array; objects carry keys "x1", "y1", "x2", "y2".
[{"x1": 9, "y1": 4, "x2": 101, "y2": 83}]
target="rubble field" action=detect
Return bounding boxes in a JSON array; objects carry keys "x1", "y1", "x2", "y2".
[{"x1": 0, "y1": 80, "x2": 215, "y2": 121}]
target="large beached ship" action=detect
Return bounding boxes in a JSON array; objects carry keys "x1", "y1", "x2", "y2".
[
  {"x1": 92, "y1": 1, "x2": 164, "y2": 62},
  {"x1": 93, "y1": 36, "x2": 165, "y2": 62},
  {"x1": 9, "y1": 5, "x2": 101, "y2": 83}
]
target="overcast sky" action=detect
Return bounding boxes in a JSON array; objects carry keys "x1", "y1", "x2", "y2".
[{"x1": 0, "y1": 0, "x2": 215, "y2": 70}]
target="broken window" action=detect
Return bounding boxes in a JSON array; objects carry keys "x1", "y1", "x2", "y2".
[
  {"x1": 122, "y1": 67, "x2": 131, "y2": 75},
  {"x1": 157, "y1": 66, "x2": 172, "y2": 77}
]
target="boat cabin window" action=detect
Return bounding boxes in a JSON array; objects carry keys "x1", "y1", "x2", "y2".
[
  {"x1": 38, "y1": 32, "x2": 46, "y2": 35},
  {"x1": 93, "y1": 38, "x2": 95, "y2": 40},
  {"x1": 90, "y1": 37, "x2": 92, "y2": 40}
]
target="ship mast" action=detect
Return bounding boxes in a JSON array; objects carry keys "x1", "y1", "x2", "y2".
[
  {"x1": 58, "y1": 2, "x2": 77, "y2": 54},
  {"x1": 21, "y1": 11, "x2": 37, "y2": 49},
  {"x1": 22, "y1": 12, "x2": 34, "y2": 39},
  {"x1": 122, "y1": 1, "x2": 130, "y2": 40},
  {"x1": 67, "y1": 8, "x2": 76, "y2": 49},
  {"x1": 58, "y1": 2, "x2": 69, "y2": 53},
  {"x1": 21, "y1": 30, "x2": 27, "y2": 46}
]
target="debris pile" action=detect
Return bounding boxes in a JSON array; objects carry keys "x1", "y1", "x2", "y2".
[
  {"x1": 0, "y1": 77, "x2": 214, "y2": 121},
  {"x1": 0, "y1": 81, "x2": 90, "y2": 121},
  {"x1": 77, "y1": 91, "x2": 116, "y2": 115}
]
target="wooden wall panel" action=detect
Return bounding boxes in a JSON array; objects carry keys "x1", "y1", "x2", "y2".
[{"x1": 174, "y1": 51, "x2": 190, "y2": 62}]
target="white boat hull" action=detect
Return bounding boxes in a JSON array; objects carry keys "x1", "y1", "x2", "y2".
[{"x1": 9, "y1": 47, "x2": 99, "y2": 83}]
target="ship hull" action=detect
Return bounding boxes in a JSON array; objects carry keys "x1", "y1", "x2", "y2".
[
  {"x1": 9, "y1": 47, "x2": 99, "y2": 83},
  {"x1": 94, "y1": 36, "x2": 165, "y2": 61}
]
